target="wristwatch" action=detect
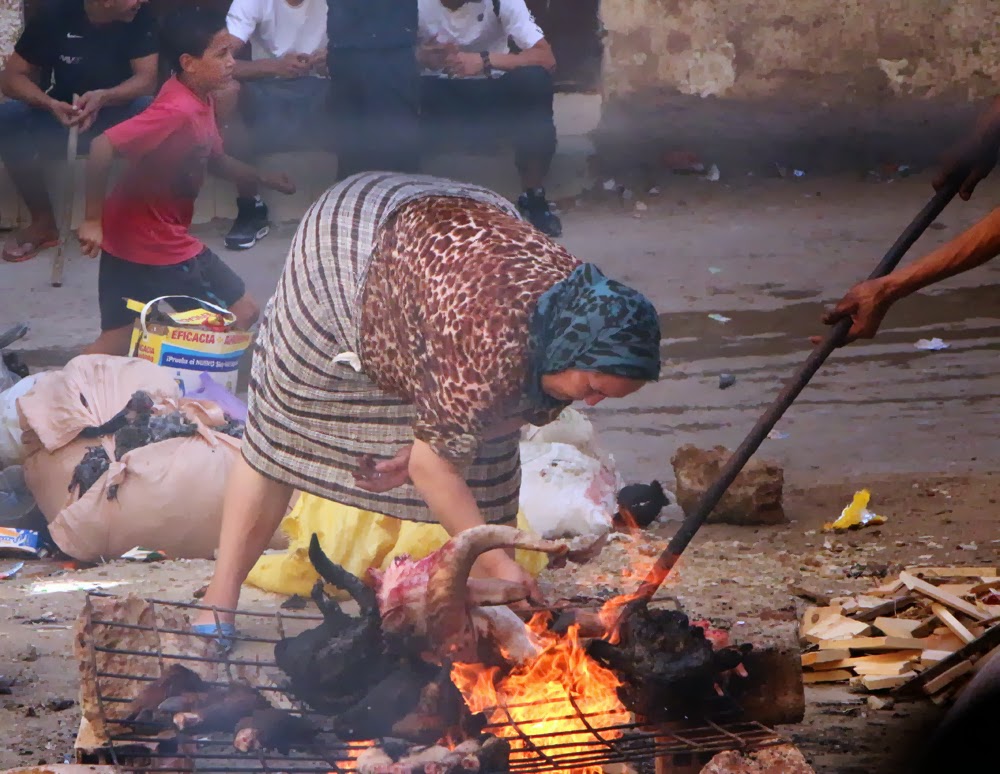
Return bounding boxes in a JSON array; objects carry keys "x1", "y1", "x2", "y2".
[{"x1": 480, "y1": 51, "x2": 492, "y2": 77}]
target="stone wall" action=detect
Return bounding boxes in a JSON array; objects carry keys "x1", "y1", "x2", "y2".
[
  {"x1": 0, "y1": 0, "x2": 20, "y2": 69},
  {"x1": 595, "y1": 0, "x2": 1000, "y2": 176},
  {"x1": 600, "y1": 0, "x2": 1000, "y2": 104}
]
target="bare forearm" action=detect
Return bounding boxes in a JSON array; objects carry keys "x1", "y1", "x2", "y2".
[
  {"x1": 101, "y1": 72, "x2": 156, "y2": 105},
  {"x1": 234, "y1": 58, "x2": 277, "y2": 81},
  {"x1": 490, "y1": 44, "x2": 555, "y2": 73},
  {"x1": 208, "y1": 154, "x2": 260, "y2": 187},
  {"x1": 886, "y1": 207, "x2": 1000, "y2": 300},
  {"x1": 1, "y1": 71, "x2": 55, "y2": 109},
  {"x1": 83, "y1": 136, "x2": 115, "y2": 221},
  {"x1": 409, "y1": 439, "x2": 485, "y2": 536}
]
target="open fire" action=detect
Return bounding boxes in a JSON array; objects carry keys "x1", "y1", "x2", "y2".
[{"x1": 452, "y1": 613, "x2": 629, "y2": 774}]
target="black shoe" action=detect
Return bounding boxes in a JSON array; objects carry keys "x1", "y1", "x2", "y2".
[
  {"x1": 225, "y1": 197, "x2": 270, "y2": 250},
  {"x1": 517, "y1": 189, "x2": 563, "y2": 238}
]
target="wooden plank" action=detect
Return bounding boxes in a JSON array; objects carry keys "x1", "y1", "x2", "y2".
[
  {"x1": 801, "y1": 649, "x2": 851, "y2": 667},
  {"x1": 899, "y1": 572, "x2": 991, "y2": 621},
  {"x1": 930, "y1": 604, "x2": 977, "y2": 645},
  {"x1": 920, "y1": 649, "x2": 957, "y2": 666},
  {"x1": 799, "y1": 605, "x2": 843, "y2": 638},
  {"x1": 868, "y1": 578, "x2": 905, "y2": 597},
  {"x1": 912, "y1": 567, "x2": 998, "y2": 578},
  {"x1": 804, "y1": 669, "x2": 854, "y2": 684},
  {"x1": 862, "y1": 673, "x2": 916, "y2": 691},
  {"x1": 838, "y1": 650, "x2": 922, "y2": 668},
  {"x1": 922, "y1": 660, "x2": 974, "y2": 695},
  {"x1": 893, "y1": 623, "x2": 1000, "y2": 698},
  {"x1": 937, "y1": 584, "x2": 976, "y2": 598},
  {"x1": 803, "y1": 615, "x2": 872, "y2": 644},
  {"x1": 820, "y1": 636, "x2": 927, "y2": 652},
  {"x1": 851, "y1": 595, "x2": 915, "y2": 623},
  {"x1": 873, "y1": 617, "x2": 925, "y2": 638},
  {"x1": 854, "y1": 661, "x2": 920, "y2": 676}
]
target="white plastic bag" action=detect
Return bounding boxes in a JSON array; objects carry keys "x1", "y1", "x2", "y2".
[
  {"x1": 518, "y1": 408, "x2": 620, "y2": 539},
  {"x1": 0, "y1": 375, "x2": 40, "y2": 466}
]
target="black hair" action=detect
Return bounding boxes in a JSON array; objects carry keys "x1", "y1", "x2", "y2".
[{"x1": 159, "y1": 6, "x2": 227, "y2": 75}]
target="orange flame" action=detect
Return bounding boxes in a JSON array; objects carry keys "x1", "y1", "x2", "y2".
[{"x1": 451, "y1": 613, "x2": 629, "y2": 774}]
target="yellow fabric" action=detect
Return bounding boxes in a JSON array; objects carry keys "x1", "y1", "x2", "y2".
[{"x1": 246, "y1": 492, "x2": 548, "y2": 598}]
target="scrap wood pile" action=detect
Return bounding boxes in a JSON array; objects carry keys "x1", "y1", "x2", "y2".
[{"x1": 799, "y1": 566, "x2": 1000, "y2": 703}]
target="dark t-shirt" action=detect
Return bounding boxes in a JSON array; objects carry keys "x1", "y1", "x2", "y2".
[
  {"x1": 14, "y1": 0, "x2": 157, "y2": 103},
  {"x1": 327, "y1": 0, "x2": 418, "y2": 49}
]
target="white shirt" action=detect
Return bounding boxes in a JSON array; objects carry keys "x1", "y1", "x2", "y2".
[
  {"x1": 227, "y1": 0, "x2": 328, "y2": 61},
  {"x1": 418, "y1": 0, "x2": 544, "y2": 55}
]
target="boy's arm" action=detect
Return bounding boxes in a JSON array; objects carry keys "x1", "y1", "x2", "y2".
[
  {"x1": 77, "y1": 134, "x2": 117, "y2": 258},
  {"x1": 208, "y1": 153, "x2": 296, "y2": 194}
]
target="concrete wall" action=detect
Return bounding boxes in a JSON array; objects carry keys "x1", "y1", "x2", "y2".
[
  {"x1": 600, "y1": 0, "x2": 1000, "y2": 104},
  {"x1": 0, "y1": 0, "x2": 20, "y2": 69}
]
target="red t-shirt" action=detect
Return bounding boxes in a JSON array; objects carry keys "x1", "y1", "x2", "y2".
[{"x1": 102, "y1": 76, "x2": 224, "y2": 266}]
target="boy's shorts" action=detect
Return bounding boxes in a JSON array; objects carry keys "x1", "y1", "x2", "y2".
[{"x1": 98, "y1": 247, "x2": 247, "y2": 332}]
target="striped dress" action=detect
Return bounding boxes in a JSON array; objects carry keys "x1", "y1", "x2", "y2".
[{"x1": 243, "y1": 172, "x2": 578, "y2": 523}]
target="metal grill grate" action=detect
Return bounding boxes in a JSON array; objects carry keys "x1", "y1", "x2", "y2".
[{"x1": 80, "y1": 592, "x2": 786, "y2": 773}]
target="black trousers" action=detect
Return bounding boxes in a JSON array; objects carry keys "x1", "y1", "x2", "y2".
[
  {"x1": 420, "y1": 66, "x2": 557, "y2": 177},
  {"x1": 328, "y1": 47, "x2": 421, "y2": 178}
]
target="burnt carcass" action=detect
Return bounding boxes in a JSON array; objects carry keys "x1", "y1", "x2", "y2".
[
  {"x1": 275, "y1": 536, "x2": 485, "y2": 744},
  {"x1": 274, "y1": 535, "x2": 388, "y2": 714},
  {"x1": 586, "y1": 602, "x2": 751, "y2": 720},
  {"x1": 367, "y1": 525, "x2": 605, "y2": 664}
]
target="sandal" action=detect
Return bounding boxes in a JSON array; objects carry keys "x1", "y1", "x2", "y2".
[
  {"x1": 191, "y1": 621, "x2": 238, "y2": 652},
  {"x1": 2, "y1": 234, "x2": 60, "y2": 263}
]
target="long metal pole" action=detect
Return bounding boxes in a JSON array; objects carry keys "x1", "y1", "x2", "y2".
[{"x1": 633, "y1": 182, "x2": 960, "y2": 602}]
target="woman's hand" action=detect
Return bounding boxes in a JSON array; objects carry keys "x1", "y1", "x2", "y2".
[
  {"x1": 476, "y1": 549, "x2": 545, "y2": 607},
  {"x1": 353, "y1": 445, "x2": 413, "y2": 492}
]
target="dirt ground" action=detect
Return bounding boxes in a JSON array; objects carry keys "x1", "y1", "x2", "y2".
[{"x1": 2, "y1": 171, "x2": 999, "y2": 773}]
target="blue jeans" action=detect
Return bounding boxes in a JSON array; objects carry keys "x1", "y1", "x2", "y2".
[{"x1": 0, "y1": 95, "x2": 152, "y2": 162}]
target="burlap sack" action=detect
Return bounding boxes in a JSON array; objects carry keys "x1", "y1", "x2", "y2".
[{"x1": 19, "y1": 355, "x2": 247, "y2": 562}]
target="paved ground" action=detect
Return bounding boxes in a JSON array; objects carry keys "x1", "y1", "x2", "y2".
[{"x1": 4, "y1": 170, "x2": 999, "y2": 488}]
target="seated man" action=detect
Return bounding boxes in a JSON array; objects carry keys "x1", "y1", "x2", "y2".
[
  {"x1": 222, "y1": 0, "x2": 329, "y2": 250},
  {"x1": 418, "y1": 0, "x2": 561, "y2": 237},
  {"x1": 0, "y1": 0, "x2": 157, "y2": 263}
]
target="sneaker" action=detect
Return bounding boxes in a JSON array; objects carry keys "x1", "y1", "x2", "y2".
[
  {"x1": 225, "y1": 196, "x2": 270, "y2": 250},
  {"x1": 517, "y1": 189, "x2": 563, "y2": 238}
]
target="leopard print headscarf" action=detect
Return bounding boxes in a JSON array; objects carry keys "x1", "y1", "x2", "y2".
[{"x1": 527, "y1": 263, "x2": 661, "y2": 409}]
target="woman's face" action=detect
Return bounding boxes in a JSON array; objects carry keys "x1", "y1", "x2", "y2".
[{"x1": 541, "y1": 370, "x2": 646, "y2": 406}]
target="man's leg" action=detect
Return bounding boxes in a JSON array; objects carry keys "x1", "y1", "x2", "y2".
[
  {"x1": 217, "y1": 81, "x2": 270, "y2": 250},
  {"x1": 495, "y1": 66, "x2": 561, "y2": 237},
  {"x1": 0, "y1": 100, "x2": 61, "y2": 261},
  {"x1": 193, "y1": 455, "x2": 294, "y2": 626}
]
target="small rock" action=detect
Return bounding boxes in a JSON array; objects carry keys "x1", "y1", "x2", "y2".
[
  {"x1": 25, "y1": 706, "x2": 37, "y2": 718},
  {"x1": 700, "y1": 744, "x2": 815, "y2": 773},
  {"x1": 45, "y1": 699, "x2": 75, "y2": 712},
  {"x1": 634, "y1": 201, "x2": 648, "y2": 211},
  {"x1": 636, "y1": 543, "x2": 658, "y2": 557},
  {"x1": 867, "y1": 695, "x2": 894, "y2": 711},
  {"x1": 0, "y1": 676, "x2": 13, "y2": 695},
  {"x1": 671, "y1": 444, "x2": 785, "y2": 525},
  {"x1": 19, "y1": 646, "x2": 39, "y2": 663},
  {"x1": 718, "y1": 373, "x2": 736, "y2": 389}
]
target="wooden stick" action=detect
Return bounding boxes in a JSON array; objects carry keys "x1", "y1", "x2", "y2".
[{"x1": 51, "y1": 94, "x2": 80, "y2": 288}]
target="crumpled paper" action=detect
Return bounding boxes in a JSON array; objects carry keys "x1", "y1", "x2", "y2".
[{"x1": 824, "y1": 489, "x2": 887, "y2": 531}]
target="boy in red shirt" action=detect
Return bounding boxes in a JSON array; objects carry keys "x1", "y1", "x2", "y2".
[{"x1": 77, "y1": 7, "x2": 295, "y2": 355}]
